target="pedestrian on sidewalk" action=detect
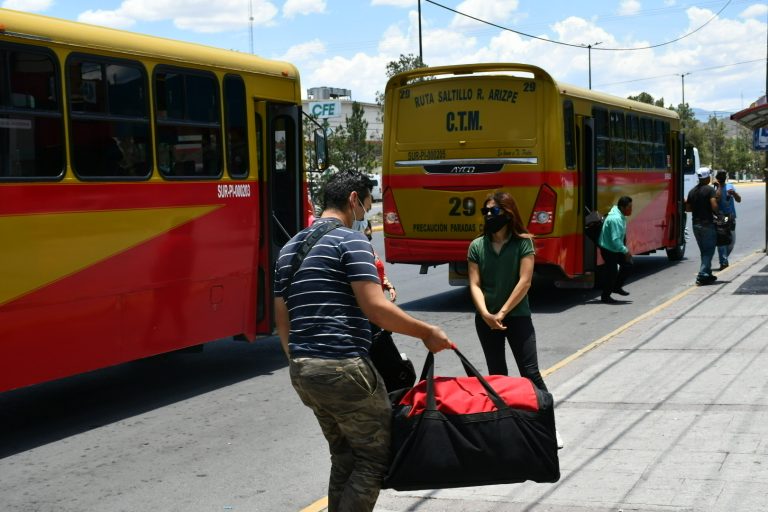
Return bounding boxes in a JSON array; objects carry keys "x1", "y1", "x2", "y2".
[
  {"x1": 685, "y1": 167, "x2": 719, "y2": 285},
  {"x1": 467, "y1": 190, "x2": 562, "y2": 449},
  {"x1": 597, "y1": 196, "x2": 633, "y2": 304},
  {"x1": 274, "y1": 170, "x2": 453, "y2": 512},
  {"x1": 714, "y1": 170, "x2": 741, "y2": 271}
]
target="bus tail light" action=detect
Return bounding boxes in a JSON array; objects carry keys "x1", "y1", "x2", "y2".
[
  {"x1": 383, "y1": 187, "x2": 405, "y2": 236},
  {"x1": 527, "y1": 184, "x2": 556, "y2": 235}
]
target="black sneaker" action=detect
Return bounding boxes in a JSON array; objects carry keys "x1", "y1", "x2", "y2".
[
  {"x1": 613, "y1": 288, "x2": 630, "y2": 296},
  {"x1": 717, "y1": 263, "x2": 729, "y2": 271},
  {"x1": 696, "y1": 275, "x2": 718, "y2": 286}
]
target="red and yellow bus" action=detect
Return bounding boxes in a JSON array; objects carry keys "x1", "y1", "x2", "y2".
[
  {"x1": 0, "y1": 9, "x2": 323, "y2": 392},
  {"x1": 381, "y1": 63, "x2": 686, "y2": 286}
]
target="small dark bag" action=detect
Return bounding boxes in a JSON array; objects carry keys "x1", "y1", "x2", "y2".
[
  {"x1": 383, "y1": 348, "x2": 560, "y2": 491},
  {"x1": 714, "y1": 213, "x2": 732, "y2": 247},
  {"x1": 584, "y1": 209, "x2": 604, "y2": 244},
  {"x1": 369, "y1": 327, "x2": 416, "y2": 392}
]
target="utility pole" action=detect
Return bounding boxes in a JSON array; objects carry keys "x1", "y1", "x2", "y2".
[
  {"x1": 680, "y1": 72, "x2": 691, "y2": 106},
  {"x1": 418, "y1": 0, "x2": 423, "y2": 65},
  {"x1": 249, "y1": 0, "x2": 254, "y2": 54},
  {"x1": 584, "y1": 42, "x2": 602, "y2": 90}
]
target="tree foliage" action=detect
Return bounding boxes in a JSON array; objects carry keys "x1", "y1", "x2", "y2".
[
  {"x1": 375, "y1": 53, "x2": 428, "y2": 117},
  {"x1": 330, "y1": 101, "x2": 378, "y2": 174},
  {"x1": 627, "y1": 92, "x2": 665, "y2": 107}
]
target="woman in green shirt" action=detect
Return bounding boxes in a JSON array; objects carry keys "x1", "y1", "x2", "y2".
[
  {"x1": 468, "y1": 191, "x2": 561, "y2": 448},
  {"x1": 467, "y1": 191, "x2": 548, "y2": 388}
]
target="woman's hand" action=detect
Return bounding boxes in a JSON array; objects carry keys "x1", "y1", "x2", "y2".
[{"x1": 482, "y1": 311, "x2": 506, "y2": 330}]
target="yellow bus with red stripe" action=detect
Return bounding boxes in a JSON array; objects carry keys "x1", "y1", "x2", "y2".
[
  {"x1": 382, "y1": 63, "x2": 686, "y2": 285},
  {"x1": 0, "y1": 9, "x2": 319, "y2": 392}
]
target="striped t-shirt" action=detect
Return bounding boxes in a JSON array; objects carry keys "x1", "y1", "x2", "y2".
[{"x1": 274, "y1": 218, "x2": 380, "y2": 358}]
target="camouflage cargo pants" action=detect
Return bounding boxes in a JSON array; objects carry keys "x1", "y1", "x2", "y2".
[{"x1": 289, "y1": 356, "x2": 391, "y2": 512}]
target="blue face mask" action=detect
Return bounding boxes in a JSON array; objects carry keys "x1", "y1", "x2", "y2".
[{"x1": 352, "y1": 198, "x2": 369, "y2": 232}]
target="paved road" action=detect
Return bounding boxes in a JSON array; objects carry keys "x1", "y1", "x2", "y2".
[{"x1": 0, "y1": 184, "x2": 764, "y2": 511}]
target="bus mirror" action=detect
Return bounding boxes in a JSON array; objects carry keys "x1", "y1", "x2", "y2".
[{"x1": 314, "y1": 128, "x2": 328, "y2": 171}]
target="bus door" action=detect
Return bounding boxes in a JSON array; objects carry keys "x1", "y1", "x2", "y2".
[
  {"x1": 579, "y1": 116, "x2": 598, "y2": 273},
  {"x1": 253, "y1": 101, "x2": 303, "y2": 335}
]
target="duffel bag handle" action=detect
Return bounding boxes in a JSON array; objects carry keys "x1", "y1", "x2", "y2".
[{"x1": 423, "y1": 348, "x2": 509, "y2": 412}]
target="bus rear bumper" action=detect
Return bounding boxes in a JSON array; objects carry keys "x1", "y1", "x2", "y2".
[{"x1": 384, "y1": 238, "x2": 471, "y2": 265}]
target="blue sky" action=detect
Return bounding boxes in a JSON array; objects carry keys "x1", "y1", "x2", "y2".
[{"x1": 2, "y1": 0, "x2": 766, "y2": 114}]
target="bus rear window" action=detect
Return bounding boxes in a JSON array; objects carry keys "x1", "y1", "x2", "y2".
[
  {"x1": 394, "y1": 77, "x2": 538, "y2": 144},
  {"x1": 0, "y1": 45, "x2": 64, "y2": 179}
]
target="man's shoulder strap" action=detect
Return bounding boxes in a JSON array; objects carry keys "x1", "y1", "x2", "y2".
[{"x1": 286, "y1": 219, "x2": 344, "y2": 292}]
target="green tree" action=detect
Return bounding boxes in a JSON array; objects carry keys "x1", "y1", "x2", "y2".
[
  {"x1": 330, "y1": 101, "x2": 377, "y2": 174},
  {"x1": 628, "y1": 92, "x2": 664, "y2": 107},
  {"x1": 375, "y1": 53, "x2": 428, "y2": 119},
  {"x1": 701, "y1": 116, "x2": 727, "y2": 169}
]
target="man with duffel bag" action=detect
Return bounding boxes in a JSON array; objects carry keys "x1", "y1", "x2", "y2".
[{"x1": 273, "y1": 170, "x2": 454, "y2": 512}]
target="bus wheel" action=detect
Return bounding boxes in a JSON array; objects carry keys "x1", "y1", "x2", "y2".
[{"x1": 666, "y1": 213, "x2": 687, "y2": 261}]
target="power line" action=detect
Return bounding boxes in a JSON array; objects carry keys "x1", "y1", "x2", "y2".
[
  {"x1": 424, "y1": 0, "x2": 732, "y2": 51},
  {"x1": 595, "y1": 58, "x2": 765, "y2": 87}
]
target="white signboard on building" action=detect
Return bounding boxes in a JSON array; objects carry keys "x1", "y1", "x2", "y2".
[{"x1": 308, "y1": 100, "x2": 342, "y2": 119}]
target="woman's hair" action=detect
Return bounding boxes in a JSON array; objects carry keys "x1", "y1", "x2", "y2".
[{"x1": 485, "y1": 190, "x2": 529, "y2": 237}]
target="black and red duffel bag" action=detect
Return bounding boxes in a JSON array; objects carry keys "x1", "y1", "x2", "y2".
[{"x1": 383, "y1": 348, "x2": 560, "y2": 491}]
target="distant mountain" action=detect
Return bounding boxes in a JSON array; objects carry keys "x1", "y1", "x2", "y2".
[{"x1": 691, "y1": 107, "x2": 734, "y2": 123}]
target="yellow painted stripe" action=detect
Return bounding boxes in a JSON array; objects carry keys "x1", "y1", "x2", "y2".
[
  {"x1": 299, "y1": 496, "x2": 327, "y2": 512},
  {"x1": 0, "y1": 205, "x2": 219, "y2": 306}
]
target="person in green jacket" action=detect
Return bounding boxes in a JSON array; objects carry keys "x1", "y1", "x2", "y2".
[{"x1": 597, "y1": 196, "x2": 633, "y2": 304}]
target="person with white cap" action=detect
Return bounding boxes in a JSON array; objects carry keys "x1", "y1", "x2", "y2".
[{"x1": 685, "y1": 167, "x2": 719, "y2": 285}]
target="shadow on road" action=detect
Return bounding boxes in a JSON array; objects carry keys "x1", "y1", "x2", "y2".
[{"x1": 0, "y1": 336, "x2": 286, "y2": 458}]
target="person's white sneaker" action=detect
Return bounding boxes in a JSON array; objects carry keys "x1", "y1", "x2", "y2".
[{"x1": 555, "y1": 429, "x2": 564, "y2": 450}]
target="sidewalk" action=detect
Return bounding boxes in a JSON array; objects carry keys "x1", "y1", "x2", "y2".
[{"x1": 374, "y1": 250, "x2": 768, "y2": 511}]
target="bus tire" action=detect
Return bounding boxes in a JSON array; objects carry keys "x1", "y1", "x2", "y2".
[{"x1": 666, "y1": 212, "x2": 687, "y2": 261}]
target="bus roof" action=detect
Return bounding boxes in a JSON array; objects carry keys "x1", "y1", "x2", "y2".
[
  {"x1": 0, "y1": 8, "x2": 299, "y2": 81},
  {"x1": 385, "y1": 62, "x2": 678, "y2": 121},
  {"x1": 555, "y1": 81, "x2": 679, "y2": 120}
]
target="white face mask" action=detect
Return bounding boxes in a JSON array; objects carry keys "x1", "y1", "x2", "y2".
[{"x1": 351, "y1": 197, "x2": 369, "y2": 232}]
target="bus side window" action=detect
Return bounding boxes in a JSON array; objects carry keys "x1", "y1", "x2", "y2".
[
  {"x1": 563, "y1": 101, "x2": 575, "y2": 169},
  {"x1": 224, "y1": 74, "x2": 249, "y2": 178},
  {"x1": 592, "y1": 107, "x2": 609, "y2": 169},
  {"x1": 155, "y1": 67, "x2": 222, "y2": 179},
  {"x1": 640, "y1": 117, "x2": 653, "y2": 169},
  {"x1": 0, "y1": 45, "x2": 64, "y2": 179},
  {"x1": 626, "y1": 115, "x2": 640, "y2": 169},
  {"x1": 610, "y1": 111, "x2": 626, "y2": 169},
  {"x1": 67, "y1": 54, "x2": 151, "y2": 179}
]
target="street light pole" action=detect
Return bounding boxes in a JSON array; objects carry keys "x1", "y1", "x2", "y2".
[
  {"x1": 679, "y1": 72, "x2": 691, "y2": 106},
  {"x1": 585, "y1": 42, "x2": 602, "y2": 90},
  {"x1": 418, "y1": 0, "x2": 423, "y2": 64}
]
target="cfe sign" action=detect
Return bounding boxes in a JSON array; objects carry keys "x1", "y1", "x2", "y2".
[{"x1": 309, "y1": 100, "x2": 341, "y2": 118}]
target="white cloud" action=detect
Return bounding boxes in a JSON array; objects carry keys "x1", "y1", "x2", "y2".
[
  {"x1": 78, "y1": 9, "x2": 135, "y2": 29},
  {"x1": 370, "y1": 0, "x2": 416, "y2": 7},
  {"x1": 618, "y1": 0, "x2": 641, "y2": 16},
  {"x1": 75, "y1": 0, "x2": 279, "y2": 32},
  {"x1": 1, "y1": 0, "x2": 53, "y2": 11},
  {"x1": 740, "y1": 4, "x2": 768, "y2": 19},
  {"x1": 450, "y1": 0, "x2": 520, "y2": 29},
  {"x1": 283, "y1": 0, "x2": 326, "y2": 19},
  {"x1": 306, "y1": 52, "x2": 391, "y2": 102},
  {"x1": 277, "y1": 39, "x2": 327, "y2": 63}
]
